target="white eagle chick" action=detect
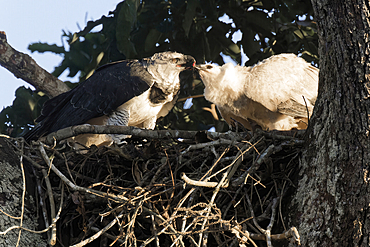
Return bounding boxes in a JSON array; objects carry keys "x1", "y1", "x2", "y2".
[{"x1": 197, "y1": 54, "x2": 319, "y2": 131}]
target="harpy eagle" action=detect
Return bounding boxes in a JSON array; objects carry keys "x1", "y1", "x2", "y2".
[
  {"x1": 196, "y1": 54, "x2": 318, "y2": 131},
  {"x1": 24, "y1": 51, "x2": 195, "y2": 146}
]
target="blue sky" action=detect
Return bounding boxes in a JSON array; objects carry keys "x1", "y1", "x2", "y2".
[{"x1": 0, "y1": 1, "x2": 121, "y2": 109}]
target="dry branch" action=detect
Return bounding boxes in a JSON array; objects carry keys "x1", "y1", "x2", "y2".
[
  {"x1": 40, "y1": 124, "x2": 250, "y2": 145},
  {"x1": 0, "y1": 31, "x2": 69, "y2": 97}
]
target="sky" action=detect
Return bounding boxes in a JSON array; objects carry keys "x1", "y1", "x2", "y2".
[{"x1": 0, "y1": 1, "x2": 122, "y2": 109}]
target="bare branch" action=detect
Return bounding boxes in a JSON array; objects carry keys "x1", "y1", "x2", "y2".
[
  {"x1": 0, "y1": 31, "x2": 70, "y2": 97},
  {"x1": 39, "y1": 124, "x2": 249, "y2": 145}
]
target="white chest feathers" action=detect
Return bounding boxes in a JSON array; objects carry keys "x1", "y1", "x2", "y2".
[{"x1": 116, "y1": 89, "x2": 176, "y2": 129}]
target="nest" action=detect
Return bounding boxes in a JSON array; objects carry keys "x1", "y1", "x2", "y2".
[{"x1": 21, "y1": 126, "x2": 304, "y2": 246}]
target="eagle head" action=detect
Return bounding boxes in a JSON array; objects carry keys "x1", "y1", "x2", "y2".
[
  {"x1": 147, "y1": 52, "x2": 195, "y2": 86},
  {"x1": 196, "y1": 63, "x2": 244, "y2": 104},
  {"x1": 196, "y1": 63, "x2": 237, "y2": 89}
]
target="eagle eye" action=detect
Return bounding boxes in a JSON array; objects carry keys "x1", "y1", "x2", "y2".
[
  {"x1": 172, "y1": 58, "x2": 180, "y2": 63},
  {"x1": 206, "y1": 65, "x2": 213, "y2": 69}
]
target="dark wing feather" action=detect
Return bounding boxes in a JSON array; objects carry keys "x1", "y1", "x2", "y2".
[{"x1": 24, "y1": 60, "x2": 152, "y2": 141}]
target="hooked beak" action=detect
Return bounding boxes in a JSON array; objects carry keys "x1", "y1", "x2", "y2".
[
  {"x1": 194, "y1": 64, "x2": 211, "y2": 73},
  {"x1": 176, "y1": 55, "x2": 196, "y2": 70}
]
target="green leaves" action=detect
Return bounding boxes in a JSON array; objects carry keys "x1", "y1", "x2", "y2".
[
  {"x1": 183, "y1": 0, "x2": 198, "y2": 37},
  {"x1": 28, "y1": 43, "x2": 65, "y2": 54},
  {"x1": 116, "y1": 0, "x2": 140, "y2": 58},
  {"x1": 144, "y1": 28, "x2": 162, "y2": 52},
  {"x1": 0, "y1": 87, "x2": 48, "y2": 137}
]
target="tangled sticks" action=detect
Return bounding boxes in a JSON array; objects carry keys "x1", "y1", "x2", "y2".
[{"x1": 3, "y1": 126, "x2": 303, "y2": 246}]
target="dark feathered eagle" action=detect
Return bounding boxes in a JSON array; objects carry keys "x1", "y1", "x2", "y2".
[{"x1": 24, "y1": 51, "x2": 195, "y2": 146}]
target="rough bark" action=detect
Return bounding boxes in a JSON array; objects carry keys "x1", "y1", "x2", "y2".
[
  {"x1": 289, "y1": 1, "x2": 370, "y2": 246},
  {"x1": 0, "y1": 31, "x2": 70, "y2": 97},
  {"x1": 0, "y1": 137, "x2": 46, "y2": 245}
]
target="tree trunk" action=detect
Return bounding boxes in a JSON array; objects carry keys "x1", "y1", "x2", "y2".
[
  {"x1": 289, "y1": 0, "x2": 370, "y2": 246},
  {"x1": 0, "y1": 137, "x2": 46, "y2": 246}
]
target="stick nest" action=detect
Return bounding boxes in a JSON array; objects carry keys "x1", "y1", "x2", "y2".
[{"x1": 22, "y1": 127, "x2": 304, "y2": 247}]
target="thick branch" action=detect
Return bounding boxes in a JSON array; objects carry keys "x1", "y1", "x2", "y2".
[
  {"x1": 0, "y1": 31, "x2": 70, "y2": 97},
  {"x1": 40, "y1": 124, "x2": 250, "y2": 145}
]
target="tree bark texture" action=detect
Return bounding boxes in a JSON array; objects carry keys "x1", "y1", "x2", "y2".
[
  {"x1": 0, "y1": 31, "x2": 70, "y2": 97},
  {"x1": 0, "y1": 138, "x2": 45, "y2": 245},
  {"x1": 290, "y1": 1, "x2": 370, "y2": 246}
]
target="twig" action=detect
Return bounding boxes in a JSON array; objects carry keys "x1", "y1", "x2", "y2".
[
  {"x1": 245, "y1": 193, "x2": 264, "y2": 234},
  {"x1": 232, "y1": 140, "x2": 303, "y2": 186},
  {"x1": 178, "y1": 94, "x2": 204, "y2": 102},
  {"x1": 176, "y1": 148, "x2": 228, "y2": 246},
  {"x1": 181, "y1": 173, "x2": 227, "y2": 188},
  {"x1": 202, "y1": 103, "x2": 219, "y2": 120},
  {"x1": 70, "y1": 211, "x2": 124, "y2": 247},
  {"x1": 16, "y1": 140, "x2": 26, "y2": 247},
  {"x1": 33, "y1": 167, "x2": 50, "y2": 241},
  {"x1": 147, "y1": 159, "x2": 169, "y2": 187},
  {"x1": 279, "y1": 155, "x2": 298, "y2": 232},
  {"x1": 0, "y1": 208, "x2": 21, "y2": 220},
  {"x1": 141, "y1": 207, "x2": 185, "y2": 247},
  {"x1": 180, "y1": 139, "x2": 234, "y2": 155},
  {"x1": 181, "y1": 139, "x2": 260, "y2": 190},
  {"x1": 22, "y1": 154, "x2": 45, "y2": 169},
  {"x1": 123, "y1": 196, "x2": 146, "y2": 247},
  {"x1": 198, "y1": 172, "x2": 228, "y2": 246},
  {"x1": 174, "y1": 147, "x2": 230, "y2": 222},
  {"x1": 90, "y1": 227, "x2": 124, "y2": 244},
  {"x1": 150, "y1": 213, "x2": 160, "y2": 247},
  {"x1": 37, "y1": 142, "x2": 129, "y2": 203},
  {"x1": 224, "y1": 138, "x2": 262, "y2": 187},
  {"x1": 302, "y1": 95, "x2": 310, "y2": 128},
  {"x1": 245, "y1": 193, "x2": 280, "y2": 247},
  {"x1": 249, "y1": 227, "x2": 300, "y2": 244},
  {"x1": 229, "y1": 224, "x2": 257, "y2": 247},
  {"x1": 222, "y1": 183, "x2": 245, "y2": 219},
  {"x1": 266, "y1": 198, "x2": 279, "y2": 247},
  {"x1": 40, "y1": 169, "x2": 56, "y2": 245},
  {"x1": 38, "y1": 143, "x2": 58, "y2": 245}
]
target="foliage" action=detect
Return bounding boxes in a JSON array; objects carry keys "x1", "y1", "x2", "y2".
[
  {"x1": 0, "y1": 87, "x2": 48, "y2": 137},
  {"x1": 1, "y1": 0, "x2": 318, "y2": 134}
]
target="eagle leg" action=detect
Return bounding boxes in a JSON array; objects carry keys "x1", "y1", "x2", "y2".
[{"x1": 107, "y1": 109, "x2": 131, "y2": 144}]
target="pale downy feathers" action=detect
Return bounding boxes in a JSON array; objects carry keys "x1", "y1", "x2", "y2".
[{"x1": 197, "y1": 54, "x2": 319, "y2": 131}]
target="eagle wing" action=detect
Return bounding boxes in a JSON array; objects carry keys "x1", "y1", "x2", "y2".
[
  {"x1": 242, "y1": 54, "x2": 318, "y2": 118},
  {"x1": 25, "y1": 60, "x2": 151, "y2": 140}
]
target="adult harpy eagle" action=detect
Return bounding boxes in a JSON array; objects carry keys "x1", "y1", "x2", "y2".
[
  {"x1": 196, "y1": 54, "x2": 318, "y2": 131},
  {"x1": 24, "y1": 51, "x2": 195, "y2": 146}
]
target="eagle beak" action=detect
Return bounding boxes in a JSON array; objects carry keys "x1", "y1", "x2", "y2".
[
  {"x1": 176, "y1": 56, "x2": 196, "y2": 69},
  {"x1": 194, "y1": 65, "x2": 208, "y2": 72},
  {"x1": 193, "y1": 65, "x2": 204, "y2": 80}
]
